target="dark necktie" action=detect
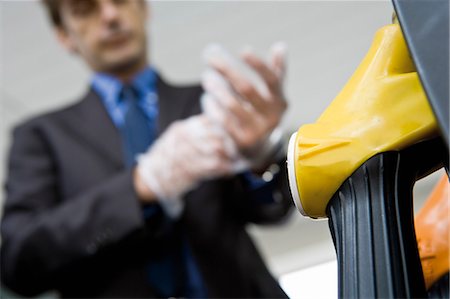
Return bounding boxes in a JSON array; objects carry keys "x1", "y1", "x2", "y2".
[
  {"x1": 119, "y1": 85, "x2": 187, "y2": 297},
  {"x1": 121, "y1": 86, "x2": 155, "y2": 166}
]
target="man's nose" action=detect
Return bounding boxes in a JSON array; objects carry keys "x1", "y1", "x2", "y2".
[{"x1": 100, "y1": 0, "x2": 121, "y2": 24}]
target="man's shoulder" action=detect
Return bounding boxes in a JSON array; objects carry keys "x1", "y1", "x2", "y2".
[{"x1": 12, "y1": 90, "x2": 95, "y2": 134}]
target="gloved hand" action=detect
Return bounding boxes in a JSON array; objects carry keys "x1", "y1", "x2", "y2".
[
  {"x1": 202, "y1": 43, "x2": 287, "y2": 170},
  {"x1": 136, "y1": 115, "x2": 233, "y2": 217},
  {"x1": 200, "y1": 92, "x2": 250, "y2": 173}
]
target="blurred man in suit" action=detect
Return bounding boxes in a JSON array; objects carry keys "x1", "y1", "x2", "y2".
[{"x1": 1, "y1": 0, "x2": 292, "y2": 297}]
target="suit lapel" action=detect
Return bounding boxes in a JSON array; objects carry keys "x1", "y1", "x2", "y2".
[
  {"x1": 156, "y1": 75, "x2": 201, "y2": 135},
  {"x1": 72, "y1": 89, "x2": 125, "y2": 169}
]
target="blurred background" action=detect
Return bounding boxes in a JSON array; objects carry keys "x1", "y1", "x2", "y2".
[{"x1": 1, "y1": 1, "x2": 444, "y2": 298}]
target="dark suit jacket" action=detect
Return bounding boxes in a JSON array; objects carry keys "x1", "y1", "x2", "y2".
[{"x1": 1, "y1": 76, "x2": 293, "y2": 298}]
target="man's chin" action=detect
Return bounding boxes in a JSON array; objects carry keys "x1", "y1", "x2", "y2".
[{"x1": 99, "y1": 52, "x2": 145, "y2": 76}]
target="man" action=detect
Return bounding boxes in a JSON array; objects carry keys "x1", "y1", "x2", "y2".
[{"x1": 1, "y1": 0, "x2": 292, "y2": 298}]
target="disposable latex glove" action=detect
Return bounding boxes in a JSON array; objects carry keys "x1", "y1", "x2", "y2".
[
  {"x1": 202, "y1": 43, "x2": 287, "y2": 170},
  {"x1": 137, "y1": 115, "x2": 233, "y2": 217},
  {"x1": 200, "y1": 92, "x2": 250, "y2": 173}
]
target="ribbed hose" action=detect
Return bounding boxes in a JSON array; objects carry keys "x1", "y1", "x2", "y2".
[{"x1": 327, "y1": 138, "x2": 447, "y2": 299}]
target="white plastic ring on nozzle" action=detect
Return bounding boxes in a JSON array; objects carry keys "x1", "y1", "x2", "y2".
[{"x1": 287, "y1": 132, "x2": 307, "y2": 216}]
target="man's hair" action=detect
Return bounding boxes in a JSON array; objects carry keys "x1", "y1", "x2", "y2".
[{"x1": 41, "y1": 0, "x2": 63, "y2": 27}]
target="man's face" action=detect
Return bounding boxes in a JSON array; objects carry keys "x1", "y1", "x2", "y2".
[{"x1": 57, "y1": 0, "x2": 148, "y2": 74}]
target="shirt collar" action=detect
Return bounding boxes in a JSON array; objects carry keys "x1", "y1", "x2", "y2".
[
  {"x1": 132, "y1": 66, "x2": 157, "y2": 97},
  {"x1": 91, "y1": 66, "x2": 157, "y2": 107}
]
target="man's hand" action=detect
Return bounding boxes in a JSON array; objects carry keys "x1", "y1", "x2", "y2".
[
  {"x1": 203, "y1": 44, "x2": 287, "y2": 157},
  {"x1": 134, "y1": 115, "x2": 233, "y2": 203}
]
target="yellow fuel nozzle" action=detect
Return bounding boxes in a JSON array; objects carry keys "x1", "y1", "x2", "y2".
[{"x1": 287, "y1": 24, "x2": 438, "y2": 219}]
